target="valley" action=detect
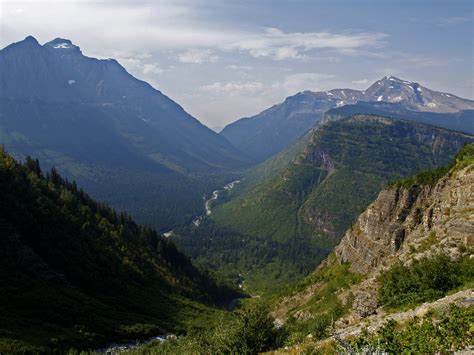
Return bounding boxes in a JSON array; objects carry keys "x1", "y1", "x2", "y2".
[
  {"x1": 1, "y1": 12, "x2": 473, "y2": 353},
  {"x1": 173, "y1": 116, "x2": 473, "y2": 295}
]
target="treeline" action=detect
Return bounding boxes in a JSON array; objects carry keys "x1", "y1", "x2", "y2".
[{"x1": 390, "y1": 142, "x2": 474, "y2": 188}]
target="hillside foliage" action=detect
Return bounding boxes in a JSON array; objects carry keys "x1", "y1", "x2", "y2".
[
  {"x1": 378, "y1": 254, "x2": 474, "y2": 309},
  {"x1": 193, "y1": 117, "x2": 473, "y2": 291},
  {"x1": 0, "y1": 147, "x2": 239, "y2": 352}
]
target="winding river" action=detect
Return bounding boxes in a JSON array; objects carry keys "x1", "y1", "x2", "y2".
[{"x1": 192, "y1": 179, "x2": 241, "y2": 227}]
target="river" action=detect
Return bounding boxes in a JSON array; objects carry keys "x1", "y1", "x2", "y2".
[
  {"x1": 96, "y1": 335, "x2": 172, "y2": 354},
  {"x1": 191, "y1": 179, "x2": 241, "y2": 228}
]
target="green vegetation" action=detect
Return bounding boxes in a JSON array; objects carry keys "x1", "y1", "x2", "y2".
[
  {"x1": 174, "y1": 220, "x2": 334, "y2": 294},
  {"x1": 128, "y1": 301, "x2": 287, "y2": 354},
  {"x1": 274, "y1": 255, "x2": 363, "y2": 344},
  {"x1": 346, "y1": 305, "x2": 474, "y2": 353},
  {"x1": 0, "y1": 147, "x2": 240, "y2": 352},
  {"x1": 391, "y1": 142, "x2": 474, "y2": 188},
  {"x1": 417, "y1": 231, "x2": 438, "y2": 252},
  {"x1": 190, "y1": 117, "x2": 473, "y2": 291},
  {"x1": 390, "y1": 165, "x2": 452, "y2": 188},
  {"x1": 378, "y1": 254, "x2": 474, "y2": 310},
  {"x1": 453, "y1": 142, "x2": 474, "y2": 169}
]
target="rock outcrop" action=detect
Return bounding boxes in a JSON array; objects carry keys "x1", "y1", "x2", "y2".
[
  {"x1": 335, "y1": 162, "x2": 474, "y2": 274},
  {"x1": 272, "y1": 145, "x2": 474, "y2": 353}
]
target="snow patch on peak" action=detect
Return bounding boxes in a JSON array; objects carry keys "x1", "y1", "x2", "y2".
[{"x1": 54, "y1": 43, "x2": 72, "y2": 49}]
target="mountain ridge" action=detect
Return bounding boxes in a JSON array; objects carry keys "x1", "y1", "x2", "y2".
[
  {"x1": 0, "y1": 36, "x2": 252, "y2": 229},
  {"x1": 221, "y1": 76, "x2": 474, "y2": 162}
]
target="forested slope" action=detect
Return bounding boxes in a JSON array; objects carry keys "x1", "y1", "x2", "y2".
[
  {"x1": 180, "y1": 116, "x2": 473, "y2": 292},
  {"x1": 0, "y1": 148, "x2": 239, "y2": 352}
]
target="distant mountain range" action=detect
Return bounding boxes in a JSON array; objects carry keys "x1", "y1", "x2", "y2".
[
  {"x1": 0, "y1": 36, "x2": 252, "y2": 228},
  {"x1": 220, "y1": 76, "x2": 474, "y2": 162}
]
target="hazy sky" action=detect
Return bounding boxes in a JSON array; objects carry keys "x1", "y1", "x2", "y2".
[{"x1": 1, "y1": 0, "x2": 473, "y2": 129}]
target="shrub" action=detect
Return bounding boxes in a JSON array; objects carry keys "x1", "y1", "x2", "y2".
[
  {"x1": 378, "y1": 253, "x2": 471, "y2": 309},
  {"x1": 346, "y1": 305, "x2": 474, "y2": 353}
]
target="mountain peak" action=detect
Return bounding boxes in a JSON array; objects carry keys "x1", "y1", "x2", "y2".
[
  {"x1": 23, "y1": 35, "x2": 39, "y2": 44},
  {"x1": 7, "y1": 35, "x2": 40, "y2": 49},
  {"x1": 378, "y1": 75, "x2": 414, "y2": 85},
  {"x1": 44, "y1": 38, "x2": 81, "y2": 54}
]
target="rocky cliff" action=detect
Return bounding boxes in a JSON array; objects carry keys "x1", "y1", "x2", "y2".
[
  {"x1": 272, "y1": 144, "x2": 474, "y2": 352},
  {"x1": 335, "y1": 152, "x2": 474, "y2": 274}
]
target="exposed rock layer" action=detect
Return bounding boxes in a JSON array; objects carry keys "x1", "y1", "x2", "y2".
[{"x1": 335, "y1": 164, "x2": 474, "y2": 274}]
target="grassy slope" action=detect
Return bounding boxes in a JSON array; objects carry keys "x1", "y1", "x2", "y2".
[{"x1": 0, "y1": 148, "x2": 239, "y2": 352}]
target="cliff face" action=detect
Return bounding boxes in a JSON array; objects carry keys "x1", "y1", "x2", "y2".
[
  {"x1": 335, "y1": 162, "x2": 474, "y2": 274},
  {"x1": 272, "y1": 146, "x2": 473, "y2": 353}
]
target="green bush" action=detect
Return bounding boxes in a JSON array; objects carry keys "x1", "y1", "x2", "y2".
[
  {"x1": 137, "y1": 302, "x2": 287, "y2": 354},
  {"x1": 215, "y1": 303, "x2": 286, "y2": 353},
  {"x1": 378, "y1": 253, "x2": 472, "y2": 309},
  {"x1": 347, "y1": 305, "x2": 474, "y2": 353}
]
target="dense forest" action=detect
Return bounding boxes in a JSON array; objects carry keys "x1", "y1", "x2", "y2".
[
  {"x1": 174, "y1": 219, "x2": 333, "y2": 293},
  {"x1": 0, "y1": 147, "x2": 240, "y2": 352}
]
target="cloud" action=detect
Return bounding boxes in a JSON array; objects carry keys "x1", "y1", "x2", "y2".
[
  {"x1": 200, "y1": 81, "x2": 264, "y2": 95},
  {"x1": 178, "y1": 49, "x2": 218, "y2": 64},
  {"x1": 434, "y1": 16, "x2": 470, "y2": 27},
  {"x1": 226, "y1": 27, "x2": 386, "y2": 60},
  {"x1": 142, "y1": 63, "x2": 163, "y2": 75},
  {"x1": 199, "y1": 73, "x2": 336, "y2": 103},
  {"x1": 0, "y1": 1, "x2": 386, "y2": 62},
  {"x1": 111, "y1": 52, "x2": 163, "y2": 76},
  {"x1": 226, "y1": 65, "x2": 253, "y2": 71},
  {"x1": 351, "y1": 79, "x2": 370, "y2": 85},
  {"x1": 275, "y1": 73, "x2": 335, "y2": 94}
]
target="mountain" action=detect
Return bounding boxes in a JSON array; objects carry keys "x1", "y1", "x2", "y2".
[
  {"x1": 270, "y1": 143, "x2": 474, "y2": 353},
  {"x1": 0, "y1": 148, "x2": 240, "y2": 352},
  {"x1": 190, "y1": 116, "x2": 473, "y2": 292},
  {"x1": 323, "y1": 102, "x2": 474, "y2": 134},
  {"x1": 220, "y1": 76, "x2": 474, "y2": 162},
  {"x1": 362, "y1": 76, "x2": 474, "y2": 112},
  {"x1": 0, "y1": 36, "x2": 252, "y2": 228},
  {"x1": 220, "y1": 89, "x2": 362, "y2": 162}
]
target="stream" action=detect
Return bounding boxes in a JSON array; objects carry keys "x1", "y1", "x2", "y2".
[
  {"x1": 196, "y1": 179, "x2": 241, "y2": 226},
  {"x1": 97, "y1": 335, "x2": 172, "y2": 354},
  {"x1": 99, "y1": 181, "x2": 243, "y2": 353},
  {"x1": 163, "y1": 179, "x2": 241, "y2": 233}
]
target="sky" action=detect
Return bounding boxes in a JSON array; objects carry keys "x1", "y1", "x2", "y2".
[{"x1": 1, "y1": 0, "x2": 473, "y2": 130}]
